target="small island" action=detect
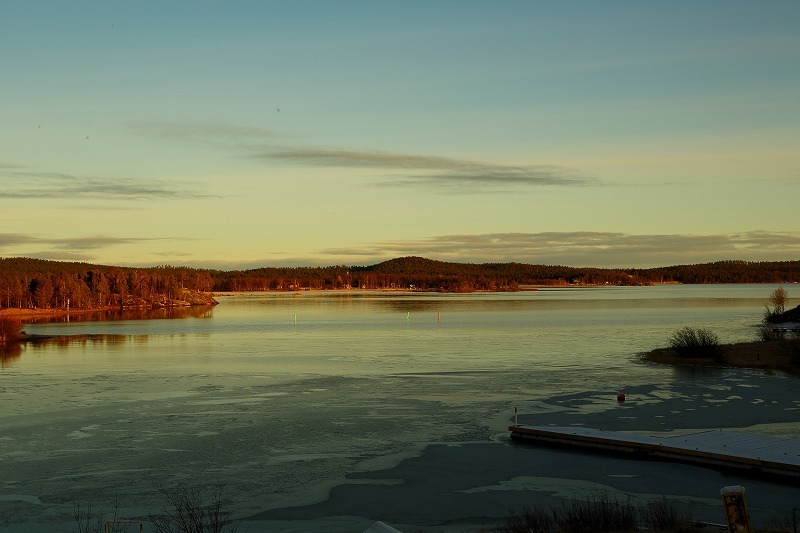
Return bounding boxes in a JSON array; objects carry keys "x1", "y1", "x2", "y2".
[{"x1": 642, "y1": 289, "x2": 800, "y2": 376}]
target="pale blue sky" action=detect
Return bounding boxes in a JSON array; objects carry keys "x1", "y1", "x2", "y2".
[{"x1": 2, "y1": 1, "x2": 799, "y2": 269}]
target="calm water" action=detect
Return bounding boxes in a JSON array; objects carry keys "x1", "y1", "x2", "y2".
[{"x1": 2, "y1": 285, "x2": 799, "y2": 531}]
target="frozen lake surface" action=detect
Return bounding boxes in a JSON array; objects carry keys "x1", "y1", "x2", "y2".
[{"x1": 2, "y1": 285, "x2": 799, "y2": 531}]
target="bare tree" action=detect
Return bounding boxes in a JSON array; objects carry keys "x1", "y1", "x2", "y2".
[
  {"x1": 72, "y1": 495, "x2": 129, "y2": 533},
  {"x1": 764, "y1": 287, "x2": 789, "y2": 323},
  {"x1": 768, "y1": 287, "x2": 788, "y2": 315},
  {"x1": 149, "y1": 482, "x2": 240, "y2": 533}
]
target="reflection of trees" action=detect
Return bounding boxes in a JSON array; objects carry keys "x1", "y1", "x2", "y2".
[
  {"x1": 6, "y1": 329, "x2": 194, "y2": 366},
  {"x1": 0, "y1": 342, "x2": 22, "y2": 366},
  {"x1": 25, "y1": 334, "x2": 145, "y2": 353},
  {"x1": 3, "y1": 306, "x2": 214, "y2": 366},
  {"x1": 249, "y1": 292, "x2": 544, "y2": 314},
  {"x1": 0, "y1": 317, "x2": 23, "y2": 341},
  {"x1": 35, "y1": 305, "x2": 215, "y2": 324}
]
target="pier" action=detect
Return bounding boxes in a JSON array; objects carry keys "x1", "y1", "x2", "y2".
[{"x1": 509, "y1": 425, "x2": 800, "y2": 481}]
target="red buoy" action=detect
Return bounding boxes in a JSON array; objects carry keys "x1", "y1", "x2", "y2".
[{"x1": 616, "y1": 393, "x2": 626, "y2": 402}]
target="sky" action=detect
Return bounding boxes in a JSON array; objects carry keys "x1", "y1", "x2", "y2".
[{"x1": 2, "y1": 1, "x2": 799, "y2": 270}]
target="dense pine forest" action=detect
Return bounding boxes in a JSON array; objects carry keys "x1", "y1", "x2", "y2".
[{"x1": 1, "y1": 256, "x2": 799, "y2": 311}]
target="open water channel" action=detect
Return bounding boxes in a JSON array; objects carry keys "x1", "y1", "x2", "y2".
[{"x1": 2, "y1": 285, "x2": 800, "y2": 531}]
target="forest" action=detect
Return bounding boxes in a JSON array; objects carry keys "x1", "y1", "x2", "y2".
[
  {"x1": 0, "y1": 257, "x2": 214, "y2": 310},
  {"x1": 1, "y1": 256, "x2": 799, "y2": 312}
]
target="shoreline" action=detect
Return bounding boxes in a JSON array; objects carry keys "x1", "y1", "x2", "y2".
[
  {"x1": 641, "y1": 339, "x2": 799, "y2": 376},
  {"x1": 0, "y1": 307, "x2": 113, "y2": 321}
]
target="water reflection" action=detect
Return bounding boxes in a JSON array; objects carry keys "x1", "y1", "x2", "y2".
[
  {"x1": 26, "y1": 304, "x2": 216, "y2": 324},
  {"x1": 0, "y1": 341, "x2": 22, "y2": 366},
  {"x1": 217, "y1": 290, "x2": 769, "y2": 315},
  {"x1": 1, "y1": 332, "x2": 157, "y2": 368}
]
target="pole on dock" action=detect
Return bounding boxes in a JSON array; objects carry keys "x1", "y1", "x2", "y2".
[
  {"x1": 721, "y1": 485, "x2": 752, "y2": 533},
  {"x1": 514, "y1": 406, "x2": 518, "y2": 426}
]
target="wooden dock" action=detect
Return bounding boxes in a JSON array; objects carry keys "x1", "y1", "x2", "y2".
[{"x1": 509, "y1": 425, "x2": 800, "y2": 481}]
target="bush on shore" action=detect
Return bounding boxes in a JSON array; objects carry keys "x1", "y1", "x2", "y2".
[
  {"x1": 74, "y1": 482, "x2": 240, "y2": 533},
  {"x1": 668, "y1": 326, "x2": 721, "y2": 360}
]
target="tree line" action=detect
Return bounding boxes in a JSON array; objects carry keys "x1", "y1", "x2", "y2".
[
  {"x1": 214, "y1": 257, "x2": 800, "y2": 291},
  {"x1": 1, "y1": 256, "x2": 799, "y2": 311},
  {"x1": 0, "y1": 258, "x2": 213, "y2": 310}
]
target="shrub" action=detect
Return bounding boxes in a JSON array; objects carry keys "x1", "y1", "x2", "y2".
[
  {"x1": 640, "y1": 498, "x2": 694, "y2": 532},
  {"x1": 551, "y1": 491, "x2": 637, "y2": 533},
  {"x1": 668, "y1": 327, "x2": 720, "y2": 359},
  {"x1": 72, "y1": 496, "x2": 128, "y2": 533},
  {"x1": 503, "y1": 505, "x2": 552, "y2": 532},
  {"x1": 756, "y1": 324, "x2": 785, "y2": 342},
  {"x1": 149, "y1": 482, "x2": 240, "y2": 533},
  {"x1": 505, "y1": 494, "x2": 705, "y2": 533}
]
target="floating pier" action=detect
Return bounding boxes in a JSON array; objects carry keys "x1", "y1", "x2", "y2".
[{"x1": 509, "y1": 425, "x2": 800, "y2": 481}]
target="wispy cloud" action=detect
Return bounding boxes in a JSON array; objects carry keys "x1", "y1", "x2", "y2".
[
  {"x1": 316, "y1": 231, "x2": 800, "y2": 268},
  {"x1": 263, "y1": 148, "x2": 481, "y2": 169},
  {"x1": 49, "y1": 236, "x2": 173, "y2": 251},
  {"x1": 259, "y1": 147, "x2": 595, "y2": 190},
  {"x1": 0, "y1": 233, "x2": 34, "y2": 247},
  {"x1": 128, "y1": 120, "x2": 278, "y2": 149},
  {"x1": 131, "y1": 120, "x2": 597, "y2": 192},
  {"x1": 0, "y1": 171, "x2": 211, "y2": 200},
  {"x1": 17, "y1": 250, "x2": 97, "y2": 262},
  {"x1": 5, "y1": 230, "x2": 799, "y2": 270},
  {"x1": 0, "y1": 233, "x2": 177, "y2": 263}
]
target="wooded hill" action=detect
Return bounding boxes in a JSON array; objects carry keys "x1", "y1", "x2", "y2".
[
  {"x1": 1, "y1": 256, "x2": 799, "y2": 311},
  {"x1": 0, "y1": 257, "x2": 214, "y2": 310}
]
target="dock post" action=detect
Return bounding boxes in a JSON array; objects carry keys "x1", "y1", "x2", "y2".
[{"x1": 721, "y1": 485, "x2": 751, "y2": 533}]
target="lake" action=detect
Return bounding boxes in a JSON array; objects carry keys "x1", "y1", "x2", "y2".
[{"x1": 2, "y1": 285, "x2": 799, "y2": 531}]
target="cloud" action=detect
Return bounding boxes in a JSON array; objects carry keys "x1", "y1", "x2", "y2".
[
  {"x1": 0, "y1": 233, "x2": 177, "y2": 263},
  {"x1": 48, "y1": 236, "x2": 172, "y2": 251},
  {"x1": 315, "y1": 231, "x2": 800, "y2": 268},
  {"x1": 0, "y1": 171, "x2": 211, "y2": 200},
  {"x1": 5, "y1": 231, "x2": 799, "y2": 271},
  {"x1": 131, "y1": 120, "x2": 597, "y2": 191},
  {"x1": 384, "y1": 168, "x2": 592, "y2": 191},
  {"x1": 258, "y1": 147, "x2": 597, "y2": 191},
  {"x1": 0, "y1": 233, "x2": 35, "y2": 247},
  {"x1": 128, "y1": 120, "x2": 277, "y2": 148},
  {"x1": 18, "y1": 250, "x2": 98, "y2": 262},
  {"x1": 263, "y1": 148, "x2": 479, "y2": 170}
]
